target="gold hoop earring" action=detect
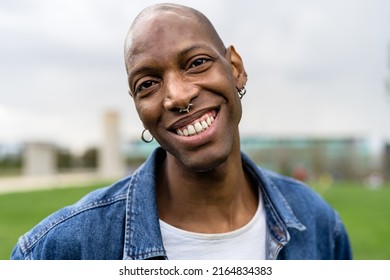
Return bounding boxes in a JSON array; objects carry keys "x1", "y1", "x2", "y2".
[{"x1": 141, "y1": 129, "x2": 154, "y2": 143}]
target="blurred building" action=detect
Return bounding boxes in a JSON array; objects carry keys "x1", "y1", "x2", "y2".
[
  {"x1": 23, "y1": 142, "x2": 57, "y2": 176},
  {"x1": 241, "y1": 136, "x2": 370, "y2": 181},
  {"x1": 98, "y1": 111, "x2": 126, "y2": 179},
  {"x1": 1, "y1": 120, "x2": 386, "y2": 185},
  {"x1": 242, "y1": 138, "x2": 370, "y2": 180},
  {"x1": 124, "y1": 136, "x2": 373, "y2": 182}
]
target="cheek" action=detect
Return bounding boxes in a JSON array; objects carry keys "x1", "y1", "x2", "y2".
[
  {"x1": 135, "y1": 101, "x2": 160, "y2": 128},
  {"x1": 201, "y1": 64, "x2": 237, "y2": 98}
]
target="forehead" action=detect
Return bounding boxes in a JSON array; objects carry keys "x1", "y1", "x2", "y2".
[{"x1": 126, "y1": 10, "x2": 218, "y2": 72}]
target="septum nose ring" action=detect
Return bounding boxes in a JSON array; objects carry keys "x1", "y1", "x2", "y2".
[{"x1": 178, "y1": 103, "x2": 193, "y2": 113}]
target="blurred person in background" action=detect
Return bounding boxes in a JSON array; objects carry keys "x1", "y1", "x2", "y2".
[{"x1": 11, "y1": 3, "x2": 352, "y2": 260}]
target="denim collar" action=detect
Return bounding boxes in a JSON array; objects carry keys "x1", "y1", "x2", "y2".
[
  {"x1": 242, "y1": 152, "x2": 306, "y2": 232},
  {"x1": 123, "y1": 148, "x2": 167, "y2": 260}
]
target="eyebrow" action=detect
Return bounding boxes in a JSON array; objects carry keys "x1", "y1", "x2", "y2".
[
  {"x1": 128, "y1": 65, "x2": 156, "y2": 79},
  {"x1": 127, "y1": 44, "x2": 217, "y2": 81},
  {"x1": 177, "y1": 44, "x2": 213, "y2": 58}
]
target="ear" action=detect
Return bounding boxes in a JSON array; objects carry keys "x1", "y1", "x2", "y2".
[{"x1": 226, "y1": 45, "x2": 248, "y2": 89}]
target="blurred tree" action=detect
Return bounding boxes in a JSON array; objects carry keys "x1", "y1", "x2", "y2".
[
  {"x1": 0, "y1": 154, "x2": 22, "y2": 175},
  {"x1": 56, "y1": 148, "x2": 73, "y2": 169},
  {"x1": 384, "y1": 143, "x2": 390, "y2": 182},
  {"x1": 0, "y1": 144, "x2": 22, "y2": 176},
  {"x1": 81, "y1": 147, "x2": 98, "y2": 168},
  {"x1": 386, "y1": 43, "x2": 390, "y2": 94}
]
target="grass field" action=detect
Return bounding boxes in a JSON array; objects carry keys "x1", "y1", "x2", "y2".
[
  {"x1": 0, "y1": 183, "x2": 106, "y2": 260},
  {"x1": 313, "y1": 182, "x2": 390, "y2": 260},
  {"x1": 1, "y1": 181, "x2": 389, "y2": 260}
]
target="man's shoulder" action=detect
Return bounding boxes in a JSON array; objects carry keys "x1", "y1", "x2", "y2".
[
  {"x1": 254, "y1": 167, "x2": 333, "y2": 212},
  {"x1": 11, "y1": 176, "x2": 132, "y2": 259},
  {"x1": 259, "y1": 167, "x2": 334, "y2": 215},
  {"x1": 242, "y1": 153, "x2": 320, "y2": 201},
  {"x1": 72, "y1": 176, "x2": 131, "y2": 208},
  {"x1": 262, "y1": 168, "x2": 314, "y2": 194}
]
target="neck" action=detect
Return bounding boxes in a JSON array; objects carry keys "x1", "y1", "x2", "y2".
[{"x1": 157, "y1": 144, "x2": 258, "y2": 233}]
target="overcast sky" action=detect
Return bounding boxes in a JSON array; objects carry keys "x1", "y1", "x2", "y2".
[{"x1": 1, "y1": 0, "x2": 390, "y2": 153}]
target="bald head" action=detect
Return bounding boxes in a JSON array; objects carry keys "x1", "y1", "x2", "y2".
[{"x1": 124, "y1": 3, "x2": 225, "y2": 74}]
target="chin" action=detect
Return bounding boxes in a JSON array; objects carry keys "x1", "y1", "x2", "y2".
[
  {"x1": 179, "y1": 148, "x2": 231, "y2": 173},
  {"x1": 162, "y1": 127, "x2": 240, "y2": 173}
]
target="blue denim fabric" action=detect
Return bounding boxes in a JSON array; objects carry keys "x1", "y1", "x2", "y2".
[{"x1": 11, "y1": 148, "x2": 352, "y2": 260}]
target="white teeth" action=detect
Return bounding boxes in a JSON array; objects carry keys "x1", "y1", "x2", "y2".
[
  {"x1": 176, "y1": 113, "x2": 215, "y2": 137},
  {"x1": 188, "y1": 125, "x2": 195, "y2": 135},
  {"x1": 194, "y1": 122, "x2": 203, "y2": 132}
]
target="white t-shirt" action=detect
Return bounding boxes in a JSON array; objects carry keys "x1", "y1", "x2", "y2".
[{"x1": 159, "y1": 194, "x2": 266, "y2": 260}]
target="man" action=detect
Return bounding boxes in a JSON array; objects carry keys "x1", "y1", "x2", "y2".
[{"x1": 11, "y1": 3, "x2": 352, "y2": 260}]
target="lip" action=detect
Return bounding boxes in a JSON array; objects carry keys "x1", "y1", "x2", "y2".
[
  {"x1": 168, "y1": 107, "x2": 220, "y2": 148},
  {"x1": 168, "y1": 107, "x2": 219, "y2": 130}
]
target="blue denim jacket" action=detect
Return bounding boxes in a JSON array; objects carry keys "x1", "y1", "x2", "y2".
[{"x1": 11, "y1": 148, "x2": 352, "y2": 260}]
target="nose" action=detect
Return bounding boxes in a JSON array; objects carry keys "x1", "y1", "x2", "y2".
[{"x1": 163, "y1": 73, "x2": 198, "y2": 112}]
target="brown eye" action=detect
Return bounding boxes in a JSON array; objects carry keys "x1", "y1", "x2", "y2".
[
  {"x1": 135, "y1": 80, "x2": 157, "y2": 95},
  {"x1": 190, "y1": 58, "x2": 208, "y2": 68}
]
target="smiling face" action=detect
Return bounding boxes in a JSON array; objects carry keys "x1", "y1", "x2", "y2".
[{"x1": 125, "y1": 5, "x2": 247, "y2": 172}]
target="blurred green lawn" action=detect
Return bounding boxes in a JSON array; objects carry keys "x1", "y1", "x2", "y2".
[
  {"x1": 1, "y1": 182, "x2": 389, "y2": 259},
  {"x1": 0, "y1": 183, "x2": 105, "y2": 260},
  {"x1": 313, "y1": 182, "x2": 390, "y2": 260}
]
